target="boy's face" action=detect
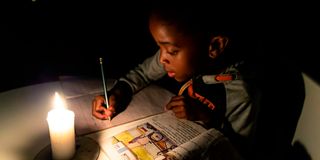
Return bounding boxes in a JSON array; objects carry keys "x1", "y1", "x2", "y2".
[{"x1": 149, "y1": 18, "x2": 205, "y2": 82}]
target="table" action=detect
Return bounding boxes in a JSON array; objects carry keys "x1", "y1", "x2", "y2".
[
  {"x1": 0, "y1": 81, "x2": 63, "y2": 160},
  {"x1": 0, "y1": 76, "x2": 174, "y2": 160}
]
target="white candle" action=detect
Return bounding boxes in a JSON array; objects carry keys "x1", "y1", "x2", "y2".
[{"x1": 47, "y1": 92, "x2": 75, "y2": 160}]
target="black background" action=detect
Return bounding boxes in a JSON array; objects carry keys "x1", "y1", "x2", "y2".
[
  {"x1": 1, "y1": 1, "x2": 158, "y2": 92},
  {"x1": 1, "y1": 1, "x2": 319, "y2": 92}
]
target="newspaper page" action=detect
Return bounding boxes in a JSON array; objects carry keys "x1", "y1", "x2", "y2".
[
  {"x1": 159, "y1": 128, "x2": 223, "y2": 160},
  {"x1": 95, "y1": 111, "x2": 229, "y2": 160}
]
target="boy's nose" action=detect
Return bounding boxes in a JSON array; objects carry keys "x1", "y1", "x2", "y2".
[{"x1": 159, "y1": 51, "x2": 170, "y2": 65}]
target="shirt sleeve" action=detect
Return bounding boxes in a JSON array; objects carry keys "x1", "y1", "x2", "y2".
[
  {"x1": 118, "y1": 50, "x2": 166, "y2": 93},
  {"x1": 224, "y1": 79, "x2": 254, "y2": 137}
]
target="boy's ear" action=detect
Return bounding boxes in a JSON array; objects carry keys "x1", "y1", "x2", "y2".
[{"x1": 208, "y1": 36, "x2": 229, "y2": 59}]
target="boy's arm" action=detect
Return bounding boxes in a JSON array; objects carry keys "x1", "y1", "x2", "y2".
[
  {"x1": 118, "y1": 50, "x2": 166, "y2": 93},
  {"x1": 108, "y1": 50, "x2": 166, "y2": 113}
]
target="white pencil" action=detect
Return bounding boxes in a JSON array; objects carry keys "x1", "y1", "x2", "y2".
[{"x1": 99, "y1": 57, "x2": 111, "y2": 121}]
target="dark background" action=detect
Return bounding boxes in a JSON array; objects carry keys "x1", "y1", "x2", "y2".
[
  {"x1": 1, "y1": 1, "x2": 319, "y2": 92},
  {"x1": 1, "y1": 1, "x2": 158, "y2": 92}
]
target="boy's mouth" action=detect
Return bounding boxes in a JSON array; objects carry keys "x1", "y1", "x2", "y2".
[
  {"x1": 167, "y1": 71, "x2": 176, "y2": 78},
  {"x1": 164, "y1": 66, "x2": 176, "y2": 78}
]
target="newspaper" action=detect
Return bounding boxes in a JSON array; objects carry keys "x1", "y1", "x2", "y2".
[{"x1": 87, "y1": 111, "x2": 241, "y2": 160}]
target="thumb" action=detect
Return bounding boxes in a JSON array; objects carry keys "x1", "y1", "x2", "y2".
[{"x1": 108, "y1": 95, "x2": 117, "y2": 110}]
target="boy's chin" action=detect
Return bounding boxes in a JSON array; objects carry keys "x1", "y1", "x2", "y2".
[{"x1": 174, "y1": 76, "x2": 189, "y2": 83}]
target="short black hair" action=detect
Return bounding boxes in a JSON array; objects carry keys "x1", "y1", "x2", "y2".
[
  {"x1": 147, "y1": 1, "x2": 258, "y2": 63},
  {"x1": 147, "y1": 1, "x2": 238, "y2": 39}
]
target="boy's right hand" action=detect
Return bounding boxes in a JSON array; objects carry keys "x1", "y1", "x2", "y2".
[
  {"x1": 92, "y1": 82, "x2": 133, "y2": 120},
  {"x1": 92, "y1": 95, "x2": 116, "y2": 120}
]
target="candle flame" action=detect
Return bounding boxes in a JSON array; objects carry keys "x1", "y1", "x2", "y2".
[{"x1": 54, "y1": 92, "x2": 66, "y2": 109}]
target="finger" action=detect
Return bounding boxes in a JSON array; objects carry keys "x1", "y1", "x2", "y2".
[
  {"x1": 92, "y1": 106, "x2": 108, "y2": 119},
  {"x1": 96, "y1": 97, "x2": 105, "y2": 107},
  {"x1": 108, "y1": 95, "x2": 116, "y2": 107},
  {"x1": 104, "y1": 106, "x2": 116, "y2": 117},
  {"x1": 106, "y1": 95, "x2": 117, "y2": 117},
  {"x1": 93, "y1": 110, "x2": 108, "y2": 119},
  {"x1": 92, "y1": 99, "x2": 98, "y2": 114},
  {"x1": 166, "y1": 98, "x2": 186, "y2": 110},
  {"x1": 92, "y1": 96, "x2": 108, "y2": 119},
  {"x1": 92, "y1": 100, "x2": 104, "y2": 112},
  {"x1": 174, "y1": 111, "x2": 187, "y2": 119},
  {"x1": 171, "y1": 105, "x2": 185, "y2": 113},
  {"x1": 92, "y1": 96, "x2": 105, "y2": 110},
  {"x1": 170, "y1": 95, "x2": 185, "y2": 101},
  {"x1": 171, "y1": 105, "x2": 187, "y2": 119}
]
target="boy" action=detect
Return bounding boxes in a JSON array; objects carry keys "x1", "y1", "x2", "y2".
[{"x1": 92, "y1": 3, "x2": 258, "y2": 159}]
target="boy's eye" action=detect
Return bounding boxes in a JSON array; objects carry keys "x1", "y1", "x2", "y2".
[{"x1": 167, "y1": 50, "x2": 178, "y2": 55}]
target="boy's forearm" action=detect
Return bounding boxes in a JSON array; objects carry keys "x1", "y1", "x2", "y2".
[
  {"x1": 107, "y1": 50, "x2": 165, "y2": 113},
  {"x1": 119, "y1": 50, "x2": 166, "y2": 93}
]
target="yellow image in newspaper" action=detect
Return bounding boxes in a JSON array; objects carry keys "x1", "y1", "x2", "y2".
[
  {"x1": 114, "y1": 131, "x2": 134, "y2": 144},
  {"x1": 114, "y1": 131, "x2": 153, "y2": 160},
  {"x1": 131, "y1": 147, "x2": 154, "y2": 160},
  {"x1": 113, "y1": 123, "x2": 177, "y2": 160}
]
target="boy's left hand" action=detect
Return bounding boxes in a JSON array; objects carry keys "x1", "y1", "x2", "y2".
[{"x1": 165, "y1": 95, "x2": 194, "y2": 120}]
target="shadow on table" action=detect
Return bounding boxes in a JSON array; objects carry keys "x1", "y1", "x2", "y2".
[
  {"x1": 290, "y1": 141, "x2": 311, "y2": 160},
  {"x1": 21, "y1": 125, "x2": 102, "y2": 160},
  {"x1": 14, "y1": 132, "x2": 48, "y2": 160}
]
